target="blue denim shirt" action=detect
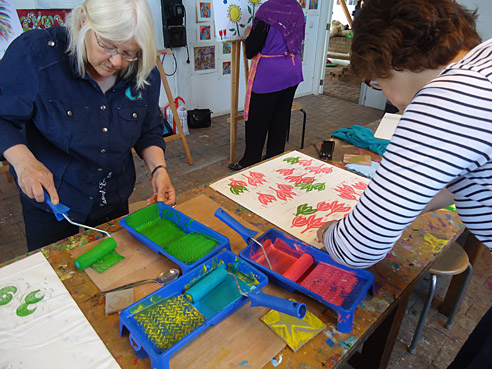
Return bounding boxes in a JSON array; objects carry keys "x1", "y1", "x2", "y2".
[{"x1": 0, "y1": 27, "x2": 166, "y2": 222}]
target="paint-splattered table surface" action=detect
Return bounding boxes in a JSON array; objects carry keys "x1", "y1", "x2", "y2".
[{"x1": 1, "y1": 136, "x2": 464, "y2": 369}]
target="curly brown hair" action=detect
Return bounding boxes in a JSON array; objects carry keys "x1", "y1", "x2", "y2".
[{"x1": 350, "y1": 0, "x2": 481, "y2": 80}]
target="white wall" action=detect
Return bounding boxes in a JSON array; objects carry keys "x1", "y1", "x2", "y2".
[
  {"x1": 458, "y1": 0, "x2": 492, "y2": 40},
  {"x1": 11, "y1": 0, "x2": 328, "y2": 115}
]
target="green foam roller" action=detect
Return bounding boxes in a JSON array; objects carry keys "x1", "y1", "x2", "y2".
[
  {"x1": 185, "y1": 265, "x2": 227, "y2": 303},
  {"x1": 74, "y1": 237, "x2": 117, "y2": 270}
]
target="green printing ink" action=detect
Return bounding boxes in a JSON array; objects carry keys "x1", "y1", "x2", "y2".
[
  {"x1": 133, "y1": 294, "x2": 205, "y2": 353},
  {"x1": 126, "y1": 203, "x2": 217, "y2": 264},
  {"x1": 164, "y1": 233, "x2": 217, "y2": 264}
]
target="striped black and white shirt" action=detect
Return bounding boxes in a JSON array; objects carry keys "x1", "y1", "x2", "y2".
[{"x1": 324, "y1": 39, "x2": 492, "y2": 269}]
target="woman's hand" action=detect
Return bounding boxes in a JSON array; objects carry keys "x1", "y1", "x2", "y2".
[
  {"x1": 147, "y1": 167, "x2": 176, "y2": 206},
  {"x1": 316, "y1": 220, "x2": 337, "y2": 244},
  {"x1": 3, "y1": 144, "x2": 59, "y2": 204}
]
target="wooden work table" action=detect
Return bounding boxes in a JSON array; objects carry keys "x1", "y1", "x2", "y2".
[{"x1": 0, "y1": 138, "x2": 465, "y2": 369}]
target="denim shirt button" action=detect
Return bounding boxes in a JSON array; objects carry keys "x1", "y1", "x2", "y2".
[
  {"x1": 67, "y1": 110, "x2": 72, "y2": 117},
  {"x1": 97, "y1": 168, "x2": 103, "y2": 172},
  {"x1": 89, "y1": 196, "x2": 94, "y2": 200},
  {"x1": 132, "y1": 112, "x2": 138, "y2": 119},
  {"x1": 100, "y1": 148, "x2": 106, "y2": 153},
  {"x1": 48, "y1": 40, "x2": 55, "y2": 47},
  {"x1": 102, "y1": 127, "x2": 108, "y2": 133},
  {"x1": 100, "y1": 105, "x2": 107, "y2": 111}
]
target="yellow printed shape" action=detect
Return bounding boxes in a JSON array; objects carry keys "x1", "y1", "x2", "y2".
[
  {"x1": 261, "y1": 300, "x2": 325, "y2": 352},
  {"x1": 422, "y1": 233, "x2": 449, "y2": 253}
]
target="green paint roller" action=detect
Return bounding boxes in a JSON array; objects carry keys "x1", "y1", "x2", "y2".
[
  {"x1": 44, "y1": 191, "x2": 117, "y2": 270},
  {"x1": 185, "y1": 265, "x2": 307, "y2": 319}
]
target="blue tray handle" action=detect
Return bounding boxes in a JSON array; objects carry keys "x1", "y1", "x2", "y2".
[
  {"x1": 214, "y1": 208, "x2": 258, "y2": 245},
  {"x1": 44, "y1": 190, "x2": 70, "y2": 221},
  {"x1": 248, "y1": 291, "x2": 307, "y2": 319}
]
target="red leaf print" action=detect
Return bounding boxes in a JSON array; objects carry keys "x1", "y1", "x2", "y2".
[
  {"x1": 230, "y1": 179, "x2": 247, "y2": 187},
  {"x1": 298, "y1": 159, "x2": 313, "y2": 167},
  {"x1": 277, "y1": 184, "x2": 294, "y2": 192},
  {"x1": 258, "y1": 192, "x2": 276, "y2": 205},
  {"x1": 316, "y1": 201, "x2": 333, "y2": 212},
  {"x1": 269, "y1": 185, "x2": 296, "y2": 201},
  {"x1": 291, "y1": 214, "x2": 325, "y2": 233},
  {"x1": 305, "y1": 165, "x2": 327, "y2": 175},
  {"x1": 320, "y1": 166, "x2": 334, "y2": 174},
  {"x1": 335, "y1": 184, "x2": 359, "y2": 201},
  {"x1": 242, "y1": 172, "x2": 266, "y2": 186},
  {"x1": 292, "y1": 215, "x2": 308, "y2": 228},
  {"x1": 285, "y1": 174, "x2": 315, "y2": 185},
  {"x1": 276, "y1": 168, "x2": 295, "y2": 176},
  {"x1": 353, "y1": 181, "x2": 368, "y2": 191}
]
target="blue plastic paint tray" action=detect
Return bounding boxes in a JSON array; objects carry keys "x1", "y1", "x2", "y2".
[
  {"x1": 120, "y1": 202, "x2": 230, "y2": 273},
  {"x1": 215, "y1": 209, "x2": 374, "y2": 333},
  {"x1": 119, "y1": 250, "x2": 304, "y2": 369}
]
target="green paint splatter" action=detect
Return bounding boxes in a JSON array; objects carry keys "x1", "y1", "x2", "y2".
[
  {"x1": 0, "y1": 286, "x2": 17, "y2": 306},
  {"x1": 16, "y1": 290, "x2": 44, "y2": 317},
  {"x1": 91, "y1": 250, "x2": 125, "y2": 273}
]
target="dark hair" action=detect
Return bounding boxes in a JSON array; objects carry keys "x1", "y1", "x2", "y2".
[{"x1": 350, "y1": 0, "x2": 481, "y2": 79}]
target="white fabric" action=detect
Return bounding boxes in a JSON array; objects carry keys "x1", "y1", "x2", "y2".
[{"x1": 0, "y1": 253, "x2": 120, "y2": 369}]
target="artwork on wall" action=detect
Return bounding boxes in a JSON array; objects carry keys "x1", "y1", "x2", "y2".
[
  {"x1": 0, "y1": 0, "x2": 23, "y2": 58},
  {"x1": 0, "y1": 253, "x2": 120, "y2": 369},
  {"x1": 222, "y1": 60, "x2": 231, "y2": 76},
  {"x1": 308, "y1": 0, "x2": 318, "y2": 10},
  {"x1": 213, "y1": 0, "x2": 265, "y2": 41},
  {"x1": 16, "y1": 9, "x2": 70, "y2": 32},
  {"x1": 196, "y1": 0, "x2": 213, "y2": 23},
  {"x1": 210, "y1": 151, "x2": 369, "y2": 248},
  {"x1": 192, "y1": 43, "x2": 217, "y2": 73},
  {"x1": 220, "y1": 41, "x2": 232, "y2": 56},
  {"x1": 197, "y1": 23, "x2": 214, "y2": 41}
]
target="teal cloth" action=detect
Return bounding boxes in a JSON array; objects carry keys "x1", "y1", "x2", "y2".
[
  {"x1": 331, "y1": 125, "x2": 390, "y2": 155},
  {"x1": 345, "y1": 162, "x2": 380, "y2": 179}
]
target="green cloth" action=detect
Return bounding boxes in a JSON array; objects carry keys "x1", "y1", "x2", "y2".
[{"x1": 331, "y1": 125, "x2": 390, "y2": 155}]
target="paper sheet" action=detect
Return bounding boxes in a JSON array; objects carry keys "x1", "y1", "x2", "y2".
[
  {"x1": 374, "y1": 112, "x2": 401, "y2": 140},
  {"x1": 210, "y1": 151, "x2": 369, "y2": 248},
  {"x1": 213, "y1": 0, "x2": 266, "y2": 41},
  {"x1": 0, "y1": 253, "x2": 120, "y2": 369}
]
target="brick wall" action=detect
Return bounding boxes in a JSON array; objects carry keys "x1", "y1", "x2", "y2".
[{"x1": 328, "y1": 36, "x2": 352, "y2": 54}]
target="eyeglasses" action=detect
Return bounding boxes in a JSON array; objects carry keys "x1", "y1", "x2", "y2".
[
  {"x1": 94, "y1": 32, "x2": 139, "y2": 62},
  {"x1": 364, "y1": 79, "x2": 382, "y2": 91}
]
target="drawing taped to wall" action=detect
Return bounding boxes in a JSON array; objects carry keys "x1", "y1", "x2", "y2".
[
  {"x1": 221, "y1": 41, "x2": 232, "y2": 55},
  {"x1": 0, "y1": 0, "x2": 23, "y2": 58},
  {"x1": 213, "y1": 0, "x2": 264, "y2": 41},
  {"x1": 197, "y1": 23, "x2": 214, "y2": 41},
  {"x1": 222, "y1": 61, "x2": 231, "y2": 75},
  {"x1": 210, "y1": 151, "x2": 369, "y2": 248},
  {"x1": 0, "y1": 253, "x2": 120, "y2": 369},
  {"x1": 192, "y1": 43, "x2": 217, "y2": 73},
  {"x1": 196, "y1": 0, "x2": 213, "y2": 22}
]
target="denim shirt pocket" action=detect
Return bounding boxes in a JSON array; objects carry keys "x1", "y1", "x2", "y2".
[
  {"x1": 116, "y1": 105, "x2": 146, "y2": 150},
  {"x1": 48, "y1": 99, "x2": 90, "y2": 151}
]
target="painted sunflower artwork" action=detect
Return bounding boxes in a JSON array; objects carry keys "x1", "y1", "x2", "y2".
[{"x1": 213, "y1": 0, "x2": 265, "y2": 42}]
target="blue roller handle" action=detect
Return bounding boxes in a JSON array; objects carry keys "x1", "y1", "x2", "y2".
[
  {"x1": 214, "y1": 208, "x2": 258, "y2": 245},
  {"x1": 44, "y1": 190, "x2": 70, "y2": 221},
  {"x1": 249, "y1": 291, "x2": 307, "y2": 319}
]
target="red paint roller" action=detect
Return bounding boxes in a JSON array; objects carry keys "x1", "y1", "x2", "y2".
[
  {"x1": 185, "y1": 265, "x2": 307, "y2": 319},
  {"x1": 283, "y1": 253, "x2": 314, "y2": 283}
]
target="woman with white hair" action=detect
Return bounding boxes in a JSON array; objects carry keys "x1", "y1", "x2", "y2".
[{"x1": 0, "y1": 0, "x2": 175, "y2": 251}]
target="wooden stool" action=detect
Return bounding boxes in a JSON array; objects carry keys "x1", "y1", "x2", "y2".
[
  {"x1": 287, "y1": 103, "x2": 307, "y2": 149},
  {"x1": 408, "y1": 242, "x2": 473, "y2": 353}
]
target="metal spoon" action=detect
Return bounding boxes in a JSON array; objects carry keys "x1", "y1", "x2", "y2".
[{"x1": 103, "y1": 269, "x2": 180, "y2": 294}]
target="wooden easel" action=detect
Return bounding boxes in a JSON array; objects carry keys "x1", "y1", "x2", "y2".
[
  {"x1": 339, "y1": 0, "x2": 353, "y2": 28},
  {"x1": 227, "y1": 40, "x2": 249, "y2": 163},
  {"x1": 156, "y1": 49, "x2": 193, "y2": 165}
]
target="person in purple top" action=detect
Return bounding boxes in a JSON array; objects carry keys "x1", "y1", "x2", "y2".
[{"x1": 228, "y1": 0, "x2": 305, "y2": 171}]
